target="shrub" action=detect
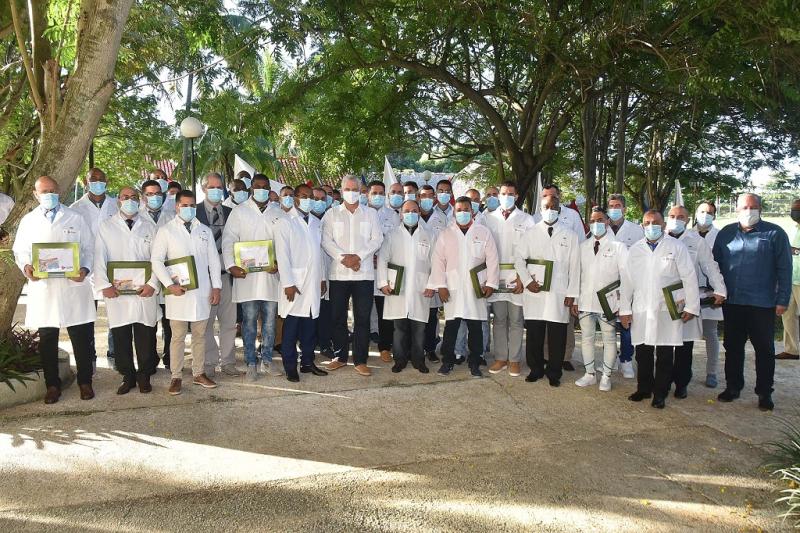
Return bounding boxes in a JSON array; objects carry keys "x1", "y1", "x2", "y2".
[
  {"x1": 767, "y1": 414, "x2": 800, "y2": 528},
  {"x1": 0, "y1": 326, "x2": 43, "y2": 392}
]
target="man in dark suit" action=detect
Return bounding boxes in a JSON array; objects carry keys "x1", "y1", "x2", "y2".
[{"x1": 196, "y1": 173, "x2": 241, "y2": 377}]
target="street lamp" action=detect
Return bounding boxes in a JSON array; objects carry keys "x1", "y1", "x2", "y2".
[{"x1": 180, "y1": 116, "x2": 204, "y2": 192}]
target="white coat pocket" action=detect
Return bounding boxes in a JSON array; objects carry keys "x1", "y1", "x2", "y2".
[
  {"x1": 470, "y1": 239, "x2": 485, "y2": 259},
  {"x1": 416, "y1": 241, "x2": 431, "y2": 261},
  {"x1": 360, "y1": 221, "x2": 371, "y2": 240}
]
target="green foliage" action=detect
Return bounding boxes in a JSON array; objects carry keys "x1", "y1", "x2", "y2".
[{"x1": 0, "y1": 326, "x2": 42, "y2": 392}]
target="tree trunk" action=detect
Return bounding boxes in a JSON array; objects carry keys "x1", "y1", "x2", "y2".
[
  {"x1": 581, "y1": 93, "x2": 597, "y2": 210},
  {"x1": 615, "y1": 89, "x2": 628, "y2": 194},
  {"x1": 0, "y1": 0, "x2": 134, "y2": 339}
]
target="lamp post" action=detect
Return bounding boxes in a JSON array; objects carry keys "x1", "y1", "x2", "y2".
[{"x1": 180, "y1": 116, "x2": 204, "y2": 193}]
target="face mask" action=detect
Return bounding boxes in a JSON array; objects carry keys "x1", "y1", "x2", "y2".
[
  {"x1": 206, "y1": 188, "x2": 223, "y2": 203},
  {"x1": 281, "y1": 196, "x2": 294, "y2": 209},
  {"x1": 359, "y1": 193, "x2": 368, "y2": 206},
  {"x1": 486, "y1": 196, "x2": 500, "y2": 211},
  {"x1": 695, "y1": 212, "x2": 713, "y2": 227},
  {"x1": 342, "y1": 190, "x2": 360, "y2": 205},
  {"x1": 120, "y1": 199, "x2": 139, "y2": 216},
  {"x1": 420, "y1": 197, "x2": 434, "y2": 212},
  {"x1": 312, "y1": 199, "x2": 326, "y2": 214},
  {"x1": 644, "y1": 224, "x2": 662, "y2": 241},
  {"x1": 403, "y1": 212, "x2": 419, "y2": 227},
  {"x1": 389, "y1": 194, "x2": 404, "y2": 208},
  {"x1": 455, "y1": 211, "x2": 472, "y2": 225},
  {"x1": 498, "y1": 194, "x2": 515, "y2": 210},
  {"x1": 242, "y1": 178, "x2": 252, "y2": 189},
  {"x1": 269, "y1": 201, "x2": 280, "y2": 209},
  {"x1": 738, "y1": 208, "x2": 760, "y2": 227},
  {"x1": 233, "y1": 190, "x2": 250, "y2": 204},
  {"x1": 369, "y1": 194, "x2": 385, "y2": 208},
  {"x1": 325, "y1": 195, "x2": 333, "y2": 208},
  {"x1": 608, "y1": 208, "x2": 623, "y2": 222},
  {"x1": 178, "y1": 206, "x2": 196, "y2": 222},
  {"x1": 167, "y1": 193, "x2": 176, "y2": 201},
  {"x1": 437, "y1": 192, "x2": 451, "y2": 205},
  {"x1": 405, "y1": 193, "x2": 417, "y2": 201},
  {"x1": 791, "y1": 210, "x2": 800, "y2": 223},
  {"x1": 590, "y1": 222, "x2": 606, "y2": 237},
  {"x1": 39, "y1": 192, "x2": 59, "y2": 210},
  {"x1": 471, "y1": 201, "x2": 480, "y2": 213},
  {"x1": 88, "y1": 181, "x2": 107, "y2": 195},
  {"x1": 157, "y1": 179, "x2": 169, "y2": 192},
  {"x1": 298, "y1": 198, "x2": 312, "y2": 213},
  {"x1": 332, "y1": 200, "x2": 341, "y2": 208},
  {"x1": 146, "y1": 195, "x2": 163, "y2": 210},
  {"x1": 253, "y1": 189, "x2": 269, "y2": 203},
  {"x1": 666, "y1": 218, "x2": 686, "y2": 235},
  {"x1": 541, "y1": 208, "x2": 559, "y2": 224}
]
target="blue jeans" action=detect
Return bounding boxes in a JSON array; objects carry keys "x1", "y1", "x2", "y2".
[
  {"x1": 455, "y1": 320, "x2": 489, "y2": 356},
  {"x1": 241, "y1": 300, "x2": 278, "y2": 366},
  {"x1": 616, "y1": 322, "x2": 633, "y2": 363}
]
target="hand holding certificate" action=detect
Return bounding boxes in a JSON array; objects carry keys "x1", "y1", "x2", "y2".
[
  {"x1": 525, "y1": 259, "x2": 553, "y2": 292},
  {"x1": 32, "y1": 242, "x2": 80, "y2": 278},
  {"x1": 386, "y1": 263, "x2": 405, "y2": 295},
  {"x1": 233, "y1": 240, "x2": 276, "y2": 273},
  {"x1": 107, "y1": 261, "x2": 152, "y2": 295},
  {"x1": 495, "y1": 263, "x2": 520, "y2": 294},
  {"x1": 165, "y1": 256, "x2": 199, "y2": 291}
]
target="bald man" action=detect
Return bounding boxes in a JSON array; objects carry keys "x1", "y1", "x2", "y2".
[{"x1": 778, "y1": 198, "x2": 800, "y2": 360}]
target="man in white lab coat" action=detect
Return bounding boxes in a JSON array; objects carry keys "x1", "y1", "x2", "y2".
[
  {"x1": 94, "y1": 186, "x2": 160, "y2": 395},
  {"x1": 484, "y1": 181, "x2": 535, "y2": 377},
  {"x1": 279, "y1": 185, "x2": 296, "y2": 214},
  {"x1": 426, "y1": 179, "x2": 454, "y2": 234},
  {"x1": 387, "y1": 182, "x2": 405, "y2": 213},
  {"x1": 377, "y1": 200, "x2": 435, "y2": 373},
  {"x1": 573, "y1": 208, "x2": 628, "y2": 392},
  {"x1": 13, "y1": 176, "x2": 96, "y2": 404},
  {"x1": 483, "y1": 186, "x2": 500, "y2": 215},
  {"x1": 665, "y1": 205, "x2": 726, "y2": 399},
  {"x1": 418, "y1": 184, "x2": 443, "y2": 363},
  {"x1": 515, "y1": 194, "x2": 580, "y2": 387},
  {"x1": 222, "y1": 174, "x2": 284, "y2": 380},
  {"x1": 151, "y1": 190, "x2": 222, "y2": 396},
  {"x1": 428, "y1": 197, "x2": 500, "y2": 378},
  {"x1": 619, "y1": 210, "x2": 700, "y2": 409},
  {"x1": 222, "y1": 178, "x2": 250, "y2": 209},
  {"x1": 274, "y1": 184, "x2": 329, "y2": 382},
  {"x1": 322, "y1": 175, "x2": 384, "y2": 376},
  {"x1": 311, "y1": 186, "x2": 334, "y2": 358}
]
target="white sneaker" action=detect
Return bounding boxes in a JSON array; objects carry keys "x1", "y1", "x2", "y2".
[
  {"x1": 265, "y1": 360, "x2": 284, "y2": 376},
  {"x1": 246, "y1": 364, "x2": 258, "y2": 381},
  {"x1": 599, "y1": 374, "x2": 612, "y2": 391},
  {"x1": 575, "y1": 373, "x2": 596, "y2": 387},
  {"x1": 620, "y1": 361, "x2": 635, "y2": 379}
]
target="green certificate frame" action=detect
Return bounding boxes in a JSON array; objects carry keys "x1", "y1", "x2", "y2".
[
  {"x1": 470, "y1": 262, "x2": 488, "y2": 299},
  {"x1": 495, "y1": 263, "x2": 519, "y2": 294},
  {"x1": 525, "y1": 259, "x2": 553, "y2": 292},
  {"x1": 233, "y1": 240, "x2": 276, "y2": 273},
  {"x1": 32, "y1": 242, "x2": 80, "y2": 278},
  {"x1": 164, "y1": 255, "x2": 199, "y2": 291},
  {"x1": 107, "y1": 261, "x2": 152, "y2": 295},
  {"x1": 597, "y1": 280, "x2": 621, "y2": 321},
  {"x1": 663, "y1": 281, "x2": 685, "y2": 320},
  {"x1": 387, "y1": 262, "x2": 405, "y2": 295}
]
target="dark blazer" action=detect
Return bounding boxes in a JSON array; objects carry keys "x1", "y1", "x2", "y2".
[{"x1": 195, "y1": 201, "x2": 232, "y2": 229}]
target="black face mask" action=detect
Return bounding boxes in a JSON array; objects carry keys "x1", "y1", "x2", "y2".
[{"x1": 792, "y1": 210, "x2": 800, "y2": 223}]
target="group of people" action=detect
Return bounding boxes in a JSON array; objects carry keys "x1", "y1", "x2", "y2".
[{"x1": 10, "y1": 168, "x2": 793, "y2": 412}]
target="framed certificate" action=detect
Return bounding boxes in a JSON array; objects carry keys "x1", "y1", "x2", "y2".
[
  {"x1": 495, "y1": 263, "x2": 519, "y2": 294},
  {"x1": 387, "y1": 263, "x2": 404, "y2": 295},
  {"x1": 525, "y1": 259, "x2": 553, "y2": 291},
  {"x1": 164, "y1": 255, "x2": 199, "y2": 291},
  {"x1": 597, "y1": 280, "x2": 621, "y2": 321},
  {"x1": 470, "y1": 262, "x2": 488, "y2": 299},
  {"x1": 233, "y1": 240, "x2": 276, "y2": 273},
  {"x1": 107, "y1": 261, "x2": 152, "y2": 295},
  {"x1": 32, "y1": 242, "x2": 80, "y2": 278},
  {"x1": 699, "y1": 286, "x2": 718, "y2": 308},
  {"x1": 663, "y1": 281, "x2": 686, "y2": 320}
]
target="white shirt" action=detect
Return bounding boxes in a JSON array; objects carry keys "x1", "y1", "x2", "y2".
[
  {"x1": 534, "y1": 206, "x2": 586, "y2": 242},
  {"x1": 577, "y1": 232, "x2": 628, "y2": 315},
  {"x1": 610, "y1": 219, "x2": 644, "y2": 248},
  {"x1": 321, "y1": 204, "x2": 384, "y2": 281},
  {"x1": 70, "y1": 193, "x2": 119, "y2": 299},
  {"x1": 377, "y1": 224, "x2": 435, "y2": 322},
  {"x1": 484, "y1": 208, "x2": 536, "y2": 305},
  {"x1": 425, "y1": 204, "x2": 453, "y2": 235}
]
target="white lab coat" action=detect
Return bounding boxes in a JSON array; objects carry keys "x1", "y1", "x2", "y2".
[
  {"x1": 673, "y1": 229, "x2": 727, "y2": 330},
  {"x1": 221, "y1": 199, "x2": 284, "y2": 303},
  {"x1": 689, "y1": 225, "x2": 722, "y2": 320},
  {"x1": 484, "y1": 208, "x2": 535, "y2": 305},
  {"x1": 610, "y1": 219, "x2": 644, "y2": 248},
  {"x1": 427, "y1": 222, "x2": 499, "y2": 320},
  {"x1": 274, "y1": 212, "x2": 325, "y2": 319},
  {"x1": 376, "y1": 224, "x2": 435, "y2": 322},
  {"x1": 577, "y1": 232, "x2": 629, "y2": 314},
  {"x1": 93, "y1": 213, "x2": 161, "y2": 328},
  {"x1": 321, "y1": 204, "x2": 383, "y2": 281},
  {"x1": 12, "y1": 205, "x2": 96, "y2": 328},
  {"x1": 139, "y1": 204, "x2": 175, "y2": 229},
  {"x1": 151, "y1": 216, "x2": 222, "y2": 322},
  {"x1": 373, "y1": 205, "x2": 401, "y2": 295},
  {"x1": 620, "y1": 236, "x2": 700, "y2": 347},
  {"x1": 425, "y1": 205, "x2": 453, "y2": 235},
  {"x1": 0, "y1": 192, "x2": 14, "y2": 224},
  {"x1": 534, "y1": 206, "x2": 586, "y2": 242},
  {"x1": 514, "y1": 222, "x2": 580, "y2": 323},
  {"x1": 70, "y1": 193, "x2": 119, "y2": 299}
]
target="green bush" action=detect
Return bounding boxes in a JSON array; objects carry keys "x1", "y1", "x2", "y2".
[
  {"x1": 767, "y1": 415, "x2": 800, "y2": 528},
  {"x1": 0, "y1": 326, "x2": 43, "y2": 392}
]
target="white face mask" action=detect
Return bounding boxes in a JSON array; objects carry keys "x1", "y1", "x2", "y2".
[
  {"x1": 666, "y1": 218, "x2": 686, "y2": 235},
  {"x1": 695, "y1": 211, "x2": 714, "y2": 227},
  {"x1": 541, "y1": 208, "x2": 559, "y2": 224},
  {"x1": 342, "y1": 190, "x2": 360, "y2": 205},
  {"x1": 590, "y1": 222, "x2": 606, "y2": 237},
  {"x1": 738, "y1": 208, "x2": 760, "y2": 228}
]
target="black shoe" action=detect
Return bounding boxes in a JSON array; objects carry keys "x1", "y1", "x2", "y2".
[
  {"x1": 652, "y1": 396, "x2": 666, "y2": 409},
  {"x1": 437, "y1": 363, "x2": 454, "y2": 376},
  {"x1": 470, "y1": 365, "x2": 483, "y2": 378},
  {"x1": 274, "y1": 343, "x2": 282, "y2": 355},
  {"x1": 479, "y1": 357, "x2": 488, "y2": 367},
  {"x1": 454, "y1": 355, "x2": 466, "y2": 365},
  {"x1": 300, "y1": 364, "x2": 328, "y2": 376},
  {"x1": 116, "y1": 380, "x2": 134, "y2": 395},
  {"x1": 137, "y1": 375, "x2": 152, "y2": 393},
  {"x1": 426, "y1": 351, "x2": 439, "y2": 362},
  {"x1": 525, "y1": 372, "x2": 543, "y2": 383},
  {"x1": 628, "y1": 391, "x2": 652, "y2": 402},
  {"x1": 548, "y1": 378, "x2": 560, "y2": 387},
  {"x1": 391, "y1": 362, "x2": 405, "y2": 373},
  {"x1": 717, "y1": 389, "x2": 740, "y2": 402},
  {"x1": 562, "y1": 361, "x2": 575, "y2": 371},
  {"x1": 674, "y1": 386, "x2": 688, "y2": 399},
  {"x1": 758, "y1": 394, "x2": 774, "y2": 411},
  {"x1": 370, "y1": 332, "x2": 380, "y2": 344},
  {"x1": 417, "y1": 364, "x2": 430, "y2": 374},
  {"x1": 286, "y1": 371, "x2": 300, "y2": 383}
]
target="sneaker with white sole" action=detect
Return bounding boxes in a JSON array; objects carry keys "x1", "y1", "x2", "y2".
[
  {"x1": 246, "y1": 364, "x2": 258, "y2": 381},
  {"x1": 575, "y1": 373, "x2": 596, "y2": 387},
  {"x1": 620, "y1": 361, "x2": 635, "y2": 379},
  {"x1": 599, "y1": 374, "x2": 612, "y2": 391},
  {"x1": 221, "y1": 364, "x2": 244, "y2": 377},
  {"x1": 267, "y1": 360, "x2": 284, "y2": 376}
]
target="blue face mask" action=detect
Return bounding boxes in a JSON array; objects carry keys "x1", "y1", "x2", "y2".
[
  {"x1": 455, "y1": 211, "x2": 472, "y2": 225},
  {"x1": 331, "y1": 200, "x2": 341, "y2": 208},
  {"x1": 253, "y1": 189, "x2": 269, "y2": 203},
  {"x1": 312, "y1": 199, "x2": 326, "y2": 214},
  {"x1": 405, "y1": 193, "x2": 416, "y2": 201},
  {"x1": 325, "y1": 195, "x2": 333, "y2": 208},
  {"x1": 157, "y1": 179, "x2": 169, "y2": 193},
  {"x1": 269, "y1": 201, "x2": 280, "y2": 209},
  {"x1": 437, "y1": 192, "x2": 451, "y2": 205},
  {"x1": 206, "y1": 188, "x2": 224, "y2": 203},
  {"x1": 486, "y1": 196, "x2": 500, "y2": 211},
  {"x1": 541, "y1": 208, "x2": 559, "y2": 224},
  {"x1": 403, "y1": 212, "x2": 419, "y2": 226},
  {"x1": 499, "y1": 194, "x2": 515, "y2": 210},
  {"x1": 281, "y1": 196, "x2": 294, "y2": 209},
  {"x1": 359, "y1": 193, "x2": 368, "y2": 206},
  {"x1": 39, "y1": 192, "x2": 59, "y2": 210},
  {"x1": 590, "y1": 222, "x2": 606, "y2": 237},
  {"x1": 666, "y1": 218, "x2": 686, "y2": 235},
  {"x1": 233, "y1": 190, "x2": 250, "y2": 204},
  {"x1": 242, "y1": 178, "x2": 252, "y2": 189},
  {"x1": 146, "y1": 195, "x2": 163, "y2": 210},
  {"x1": 178, "y1": 206, "x2": 196, "y2": 222},
  {"x1": 471, "y1": 201, "x2": 480, "y2": 214},
  {"x1": 389, "y1": 194, "x2": 404, "y2": 208},
  {"x1": 644, "y1": 224, "x2": 662, "y2": 241},
  {"x1": 369, "y1": 194, "x2": 385, "y2": 208},
  {"x1": 420, "y1": 198, "x2": 434, "y2": 212},
  {"x1": 120, "y1": 199, "x2": 139, "y2": 216},
  {"x1": 608, "y1": 208, "x2": 623, "y2": 222},
  {"x1": 88, "y1": 181, "x2": 107, "y2": 196},
  {"x1": 298, "y1": 198, "x2": 312, "y2": 213}
]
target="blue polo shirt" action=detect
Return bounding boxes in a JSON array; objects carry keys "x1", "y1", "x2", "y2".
[{"x1": 712, "y1": 219, "x2": 792, "y2": 308}]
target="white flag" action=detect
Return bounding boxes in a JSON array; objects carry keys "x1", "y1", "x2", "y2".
[
  {"x1": 270, "y1": 179, "x2": 286, "y2": 193},
  {"x1": 234, "y1": 154, "x2": 256, "y2": 179},
  {"x1": 533, "y1": 173, "x2": 543, "y2": 215},
  {"x1": 674, "y1": 179, "x2": 684, "y2": 207},
  {"x1": 383, "y1": 156, "x2": 397, "y2": 190}
]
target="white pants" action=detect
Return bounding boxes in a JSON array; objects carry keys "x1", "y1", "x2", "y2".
[
  {"x1": 204, "y1": 274, "x2": 237, "y2": 369},
  {"x1": 578, "y1": 312, "x2": 617, "y2": 377},
  {"x1": 781, "y1": 284, "x2": 800, "y2": 355}
]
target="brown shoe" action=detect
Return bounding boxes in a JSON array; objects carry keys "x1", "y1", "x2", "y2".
[
  {"x1": 137, "y1": 375, "x2": 152, "y2": 393},
  {"x1": 116, "y1": 381, "x2": 134, "y2": 395},
  {"x1": 168, "y1": 379, "x2": 182, "y2": 395},
  {"x1": 193, "y1": 373, "x2": 218, "y2": 389},
  {"x1": 508, "y1": 362, "x2": 521, "y2": 377},
  {"x1": 79, "y1": 383, "x2": 95, "y2": 400},
  {"x1": 354, "y1": 364, "x2": 372, "y2": 376},
  {"x1": 380, "y1": 350, "x2": 393, "y2": 363},
  {"x1": 326, "y1": 359, "x2": 347, "y2": 371},
  {"x1": 488, "y1": 360, "x2": 508, "y2": 374},
  {"x1": 44, "y1": 386, "x2": 61, "y2": 404},
  {"x1": 776, "y1": 351, "x2": 800, "y2": 360}
]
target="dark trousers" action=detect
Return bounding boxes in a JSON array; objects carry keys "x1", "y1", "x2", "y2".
[
  {"x1": 617, "y1": 322, "x2": 634, "y2": 363},
  {"x1": 636, "y1": 344, "x2": 674, "y2": 399},
  {"x1": 38, "y1": 322, "x2": 94, "y2": 388},
  {"x1": 722, "y1": 304, "x2": 776, "y2": 395},
  {"x1": 330, "y1": 280, "x2": 373, "y2": 365},
  {"x1": 282, "y1": 314, "x2": 317, "y2": 373},
  {"x1": 424, "y1": 307, "x2": 439, "y2": 352},
  {"x1": 113, "y1": 323, "x2": 157, "y2": 382},
  {"x1": 374, "y1": 296, "x2": 394, "y2": 351},
  {"x1": 525, "y1": 319, "x2": 567, "y2": 380},
  {"x1": 672, "y1": 341, "x2": 694, "y2": 390},
  {"x1": 440, "y1": 318, "x2": 483, "y2": 367},
  {"x1": 317, "y1": 298, "x2": 333, "y2": 351},
  {"x1": 393, "y1": 318, "x2": 426, "y2": 367}
]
